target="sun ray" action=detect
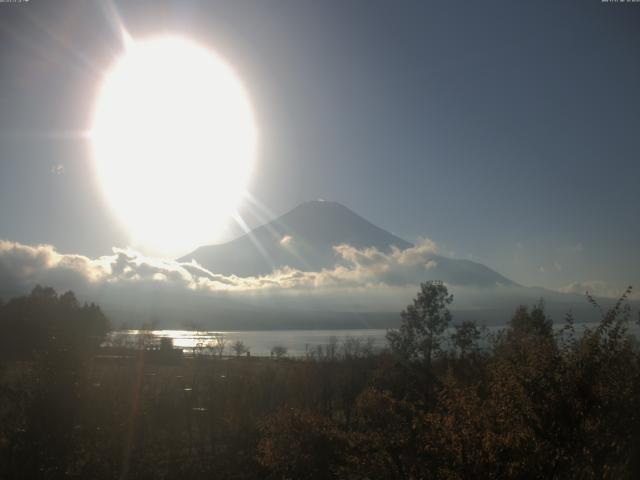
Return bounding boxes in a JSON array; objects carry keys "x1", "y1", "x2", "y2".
[
  {"x1": 98, "y1": 0, "x2": 133, "y2": 51},
  {"x1": 243, "y1": 194, "x2": 314, "y2": 272},
  {"x1": 231, "y1": 211, "x2": 276, "y2": 273}
]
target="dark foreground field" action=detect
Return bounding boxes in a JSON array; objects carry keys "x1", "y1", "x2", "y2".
[{"x1": 1, "y1": 284, "x2": 640, "y2": 479}]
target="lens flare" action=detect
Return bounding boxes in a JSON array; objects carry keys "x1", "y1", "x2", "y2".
[{"x1": 92, "y1": 35, "x2": 257, "y2": 257}]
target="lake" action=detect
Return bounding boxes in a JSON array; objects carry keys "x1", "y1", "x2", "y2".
[
  {"x1": 106, "y1": 329, "x2": 390, "y2": 357},
  {"x1": 105, "y1": 321, "x2": 637, "y2": 358}
]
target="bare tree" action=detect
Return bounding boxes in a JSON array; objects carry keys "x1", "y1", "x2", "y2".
[
  {"x1": 210, "y1": 333, "x2": 226, "y2": 358},
  {"x1": 231, "y1": 340, "x2": 248, "y2": 357},
  {"x1": 136, "y1": 323, "x2": 157, "y2": 351}
]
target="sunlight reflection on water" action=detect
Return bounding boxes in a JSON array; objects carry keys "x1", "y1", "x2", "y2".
[
  {"x1": 106, "y1": 329, "x2": 389, "y2": 357},
  {"x1": 104, "y1": 322, "x2": 639, "y2": 358}
]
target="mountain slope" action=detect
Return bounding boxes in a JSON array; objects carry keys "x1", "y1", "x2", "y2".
[
  {"x1": 180, "y1": 200, "x2": 517, "y2": 288},
  {"x1": 180, "y1": 200, "x2": 411, "y2": 276},
  {"x1": 420, "y1": 255, "x2": 517, "y2": 287}
]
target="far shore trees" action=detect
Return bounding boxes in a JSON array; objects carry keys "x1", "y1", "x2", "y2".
[{"x1": 271, "y1": 345, "x2": 288, "y2": 358}]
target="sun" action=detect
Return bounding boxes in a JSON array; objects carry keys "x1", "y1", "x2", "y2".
[{"x1": 91, "y1": 35, "x2": 257, "y2": 257}]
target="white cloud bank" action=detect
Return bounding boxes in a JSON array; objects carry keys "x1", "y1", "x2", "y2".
[
  {"x1": 3, "y1": 239, "x2": 632, "y2": 299},
  {"x1": 0, "y1": 238, "x2": 441, "y2": 297},
  {"x1": 1, "y1": 239, "x2": 629, "y2": 327}
]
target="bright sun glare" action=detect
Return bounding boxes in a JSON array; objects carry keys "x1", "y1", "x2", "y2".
[{"x1": 91, "y1": 36, "x2": 257, "y2": 257}]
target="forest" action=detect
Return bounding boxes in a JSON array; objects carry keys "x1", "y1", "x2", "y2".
[{"x1": 0, "y1": 282, "x2": 639, "y2": 479}]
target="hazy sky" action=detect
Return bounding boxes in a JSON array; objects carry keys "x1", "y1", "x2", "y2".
[{"x1": 0, "y1": 0, "x2": 639, "y2": 293}]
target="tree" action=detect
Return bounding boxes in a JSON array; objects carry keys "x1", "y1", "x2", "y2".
[
  {"x1": 209, "y1": 333, "x2": 226, "y2": 358},
  {"x1": 159, "y1": 336, "x2": 174, "y2": 352},
  {"x1": 271, "y1": 345, "x2": 288, "y2": 358},
  {"x1": 386, "y1": 281, "x2": 453, "y2": 364},
  {"x1": 451, "y1": 320, "x2": 482, "y2": 359},
  {"x1": 508, "y1": 300, "x2": 553, "y2": 340},
  {"x1": 136, "y1": 324, "x2": 156, "y2": 350},
  {"x1": 0, "y1": 285, "x2": 110, "y2": 359},
  {"x1": 231, "y1": 340, "x2": 248, "y2": 357},
  {"x1": 257, "y1": 408, "x2": 347, "y2": 479}
]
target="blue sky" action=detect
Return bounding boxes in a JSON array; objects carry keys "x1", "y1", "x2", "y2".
[{"x1": 0, "y1": 0, "x2": 638, "y2": 294}]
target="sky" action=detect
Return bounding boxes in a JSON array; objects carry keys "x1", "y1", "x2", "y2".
[{"x1": 0, "y1": 0, "x2": 639, "y2": 296}]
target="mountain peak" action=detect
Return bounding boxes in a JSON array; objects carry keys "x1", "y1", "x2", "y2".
[
  {"x1": 180, "y1": 200, "x2": 517, "y2": 288},
  {"x1": 292, "y1": 199, "x2": 351, "y2": 212},
  {"x1": 283, "y1": 199, "x2": 375, "y2": 222},
  {"x1": 180, "y1": 200, "x2": 412, "y2": 276}
]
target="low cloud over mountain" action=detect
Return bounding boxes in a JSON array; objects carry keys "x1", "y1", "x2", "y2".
[
  {"x1": 0, "y1": 237, "x2": 477, "y2": 295},
  {"x1": 0, "y1": 202, "x2": 631, "y2": 328},
  {"x1": 180, "y1": 200, "x2": 517, "y2": 287},
  {"x1": 0, "y1": 239, "x2": 621, "y2": 329}
]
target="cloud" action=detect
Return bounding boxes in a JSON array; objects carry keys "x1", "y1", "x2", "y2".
[
  {"x1": 2, "y1": 240, "x2": 622, "y2": 327},
  {"x1": 558, "y1": 280, "x2": 636, "y2": 299},
  {"x1": 322, "y1": 238, "x2": 440, "y2": 288},
  {"x1": 279, "y1": 235, "x2": 293, "y2": 247},
  {"x1": 0, "y1": 238, "x2": 445, "y2": 297},
  {"x1": 0, "y1": 240, "x2": 109, "y2": 296}
]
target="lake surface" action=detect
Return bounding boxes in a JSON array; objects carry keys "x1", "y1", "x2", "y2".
[
  {"x1": 106, "y1": 329, "x2": 390, "y2": 357},
  {"x1": 105, "y1": 321, "x2": 638, "y2": 358}
]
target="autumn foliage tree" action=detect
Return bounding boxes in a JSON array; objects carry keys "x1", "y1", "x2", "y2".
[
  {"x1": 2, "y1": 284, "x2": 640, "y2": 479},
  {"x1": 386, "y1": 280, "x2": 453, "y2": 365}
]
